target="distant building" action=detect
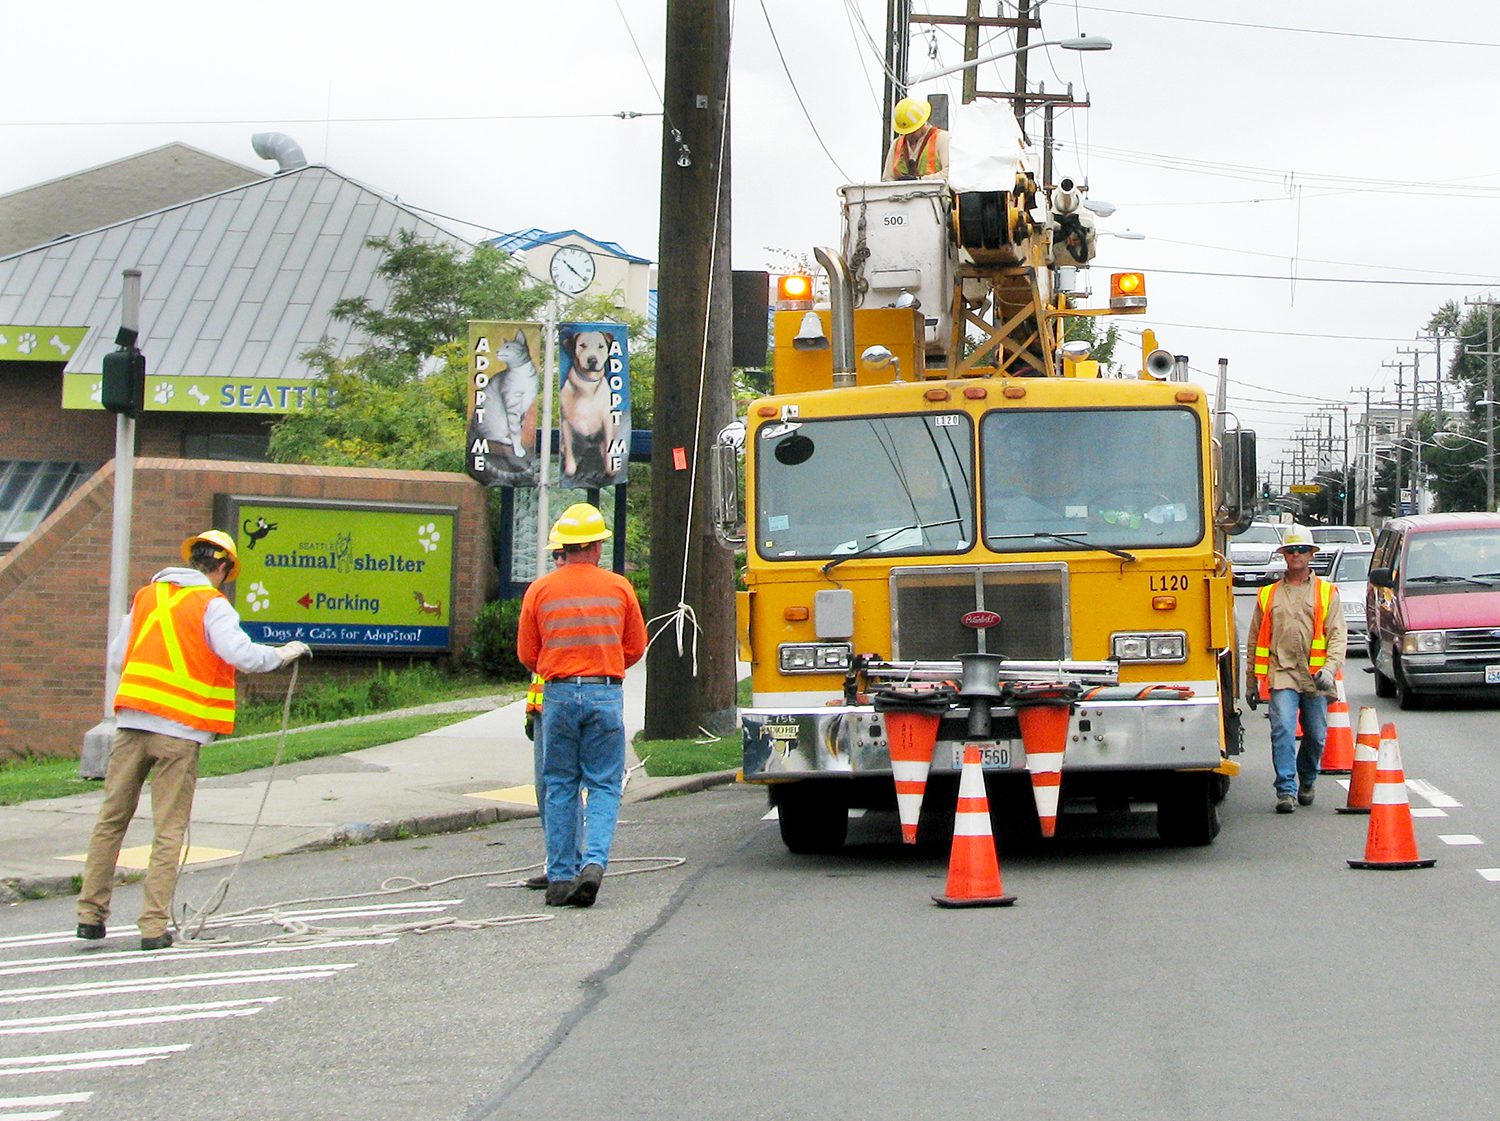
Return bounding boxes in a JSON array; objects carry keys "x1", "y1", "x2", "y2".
[{"x1": 490, "y1": 228, "x2": 655, "y2": 324}]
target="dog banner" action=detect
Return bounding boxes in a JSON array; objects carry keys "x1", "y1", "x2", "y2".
[
  {"x1": 558, "y1": 321, "x2": 631, "y2": 488},
  {"x1": 467, "y1": 321, "x2": 543, "y2": 486}
]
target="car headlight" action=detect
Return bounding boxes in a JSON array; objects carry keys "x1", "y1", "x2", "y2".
[
  {"x1": 1401, "y1": 631, "x2": 1445, "y2": 654},
  {"x1": 778, "y1": 642, "x2": 853, "y2": 673},
  {"x1": 1111, "y1": 631, "x2": 1187, "y2": 663}
]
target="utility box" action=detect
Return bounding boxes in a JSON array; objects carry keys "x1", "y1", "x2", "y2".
[{"x1": 839, "y1": 181, "x2": 954, "y2": 360}]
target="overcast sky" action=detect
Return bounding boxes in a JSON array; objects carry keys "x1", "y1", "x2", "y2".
[{"x1": 6, "y1": 1, "x2": 1499, "y2": 480}]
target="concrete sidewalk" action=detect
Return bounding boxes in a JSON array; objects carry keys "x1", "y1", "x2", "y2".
[{"x1": 0, "y1": 664, "x2": 738, "y2": 904}]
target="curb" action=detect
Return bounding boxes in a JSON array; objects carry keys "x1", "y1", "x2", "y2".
[{"x1": 0, "y1": 771, "x2": 742, "y2": 906}]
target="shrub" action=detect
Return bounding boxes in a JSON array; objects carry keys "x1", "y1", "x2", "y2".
[{"x1": 466, "y1": 598, "x2": 529, "y2": 680}]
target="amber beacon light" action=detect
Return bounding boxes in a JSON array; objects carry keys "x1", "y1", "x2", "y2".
[
  {"x1": 1109, "y1": 271, "x2": 1147, "y2": 310},
  {"x1": 776, "y1": 273, "x2": 814, "y2": 309}
]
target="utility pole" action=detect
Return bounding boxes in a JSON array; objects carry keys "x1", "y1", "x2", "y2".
[
  {"x1": 1416, "y1": 329, "x2": 1446, "y2": 427},
  {"x1": 648, "y1": 0, "x2": 737, "y2": 738},
  {"x1": 1383, "y1": 357, "x2": 1410, "y2": 513},
  {"x1": 1465, "y1": 296, "x2": 1499, "y2": 512},
  {"x1": 880, "y1": 0, "x2": 911, "y2": 165}
]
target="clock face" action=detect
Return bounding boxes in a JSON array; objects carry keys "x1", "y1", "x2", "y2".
[{"x1": 549, "y1": 246, "x2": 596, "y2": 295}]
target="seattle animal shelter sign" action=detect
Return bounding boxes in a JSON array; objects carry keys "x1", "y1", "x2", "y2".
[{"x1": 214, "y1": 496, "x2": 458, "y2": 653}]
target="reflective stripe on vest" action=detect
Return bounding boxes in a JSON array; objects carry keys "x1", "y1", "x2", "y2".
[
  {"x1": 113, "y1": 583, "x2": 237, "y2": 733},
  {"x1": 1252, "y1": 576, "x2": 1331, "y2": 699},
  {"x1": 892, "y1": 129, "x2": 942, "y2": 179},
  {"x1": 525, "y1": 672, "x2": 545, "y2": 713}
]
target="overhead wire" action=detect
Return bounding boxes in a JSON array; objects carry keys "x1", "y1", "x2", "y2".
[
  {"x1": 1069, "y1": 4, "x2": 1500, "y2": 49},
  {"x1": 758, "y1": 0, "x2": 851, "y2": 181}
]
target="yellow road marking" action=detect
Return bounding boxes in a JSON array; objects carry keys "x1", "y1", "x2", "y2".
[
  {"x1": 467, "y1": 785, "x2": 538, "y2": 807},
  {"x1": 58, "y1": 844, "x2": 241, "y2": 869}
]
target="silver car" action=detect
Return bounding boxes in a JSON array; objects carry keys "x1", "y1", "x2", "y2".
[
  {"x1": 1327, "y1": 544, "x2": 1374, "y2": 651},
  {"x1": 1310, "y1": 525, "x2": 1363, "y2": 576},
  {"x1": 1229, "y1": 521, "x2": 1287, "y2": 587}
]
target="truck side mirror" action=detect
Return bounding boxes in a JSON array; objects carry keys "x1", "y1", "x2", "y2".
[
  {"x1": 1368, "y1": 567, "x2": 1394, "y2": 589},
  {"x1": 1218, "y1": 428, "x2": 1257, "y2": 535},
  {"x1": 710, "y1": 419, "x2": 746, "y2": 547}
]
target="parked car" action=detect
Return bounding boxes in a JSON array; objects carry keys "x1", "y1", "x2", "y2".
[
  {"x1": 1229, "y1": 521, "x2": 1287, "y2": 587},
  {"x1": 1355, "y1": 526, "x2": 1375, "y2": 545},
  {"x1": 1367, "y1": 512, "x2": 1500, "y2": 709},
  {"x1": 1326, "y1": 545, "x2": 1374, "y2": 652},
  {"x1": 1309, "y1": 525, "x2": 1362, "y2": 576}
]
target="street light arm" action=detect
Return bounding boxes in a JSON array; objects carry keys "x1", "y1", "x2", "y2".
[{"x1": 906, "y1": 35, "x2": 1112, "y2": 85}]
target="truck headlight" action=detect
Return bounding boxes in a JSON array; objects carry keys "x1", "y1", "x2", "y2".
[
  {"x1": 779, "y1": 642, "x2": 853, "y2": 673},
  {"x1": 1401, "y1": 631, "x2": 1445, "y2": 654},
  {"x1": 1111, "y1": 631, "x2": 1187, "y2": 663}
]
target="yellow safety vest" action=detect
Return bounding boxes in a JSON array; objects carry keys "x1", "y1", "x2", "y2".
[
  {"x1": 1252, "y1": 576, "x2": 1331, "y2": 699},
  {"x1": 113, "y1": 582, "x2": 237, "y2": 733},
  {"x1": 525, "y1": 672, "x2": 545, "y2": 714}
]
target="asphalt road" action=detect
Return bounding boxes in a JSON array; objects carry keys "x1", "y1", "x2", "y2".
[{"x1": 6, "y1": 609, "x2": 1500, "y2": 1119}]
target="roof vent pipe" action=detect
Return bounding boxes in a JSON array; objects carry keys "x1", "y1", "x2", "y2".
[{"x1": 251, "y1": 132, "x2": 308, "y2": 173}]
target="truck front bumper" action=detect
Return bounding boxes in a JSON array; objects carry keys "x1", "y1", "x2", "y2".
[{"x1": 742, "y1": 695, "x2": 1226, "y2": 779}]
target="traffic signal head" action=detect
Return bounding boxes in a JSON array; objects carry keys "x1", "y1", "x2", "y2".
[
  {"x1": 1261, "y1": 482, "x2": 1272, "y2": 500},
  {"x1": 100, "y1": 346, "x2": 146, "y2": 416}
]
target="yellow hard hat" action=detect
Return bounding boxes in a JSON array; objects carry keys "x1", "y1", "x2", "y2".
[
  {"x1": 546, "y1": 530, "x2": 564, "y2": 552},
  {"x1": 181, "y1": 529, "x2": 240, "y2": 580},
  {"x1": 1278, "y1": 524, "x2": 1315, "y2": 552},
  {"x1": 892, "y1": 97, "x2": 932, "y2": 136},
  {"x1": 551, "y1": 503, "x2": 611, "y2": 546}
]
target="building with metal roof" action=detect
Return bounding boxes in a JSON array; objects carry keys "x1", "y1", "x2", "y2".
[{"x1": 487, "y1": 228, "x2": 654, "y2": 323}]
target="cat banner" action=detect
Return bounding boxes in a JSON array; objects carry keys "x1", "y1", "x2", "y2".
[
  {"x1": 558, "y1": 322, "x2": 631, "y2": 489},
  {"x1": 467, "y1": 321, "x2": 542, "y2": 486}
]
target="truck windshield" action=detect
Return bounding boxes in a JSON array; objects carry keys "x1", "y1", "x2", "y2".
[
  {"x1": 755, "y1": 413, "x2": 975, "y2": 560},
  {"x1": 980, "y1": 407, "x2": 1204, "y2": 551}
]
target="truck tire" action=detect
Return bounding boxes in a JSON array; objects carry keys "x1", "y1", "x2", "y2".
[
  {"x1": 772, "y1": 782, "x2": 848, "y2": 855},
  {"x1": 1156, "y1": 774, "x2": 1221, "y2": 847}
]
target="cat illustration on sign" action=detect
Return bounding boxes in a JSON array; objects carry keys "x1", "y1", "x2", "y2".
[{"x1": 242, "y1": 516, "x2": 278, "y2": 550}]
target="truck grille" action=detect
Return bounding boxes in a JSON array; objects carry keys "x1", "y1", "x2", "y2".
[{"x1": 889, "y1": 564, "x2": 1069, "y2": 661}]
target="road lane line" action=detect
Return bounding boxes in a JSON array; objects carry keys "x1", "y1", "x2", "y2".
[
  {"x1": 1438, "y1": 834, "x2": 1483, "y2": 846},
  {"x1": 0, "y1": 997, "x2": 276, "y2": 1037},
  {"x1": 0, "y1": 1098, "x2": 90, "y2": 1109},
  {"x1": 1411, "y1": 808, "x2": 1449, "y2": 817},
  {"x1": 0, "y1": 1111, "x2": 65, "y2": 1120},
  {"x1": 1406, "y1": 778, "x2": 1462, "y2": 808},
  {"x1": 0, "y1": 1045, "x2": 189, "y2": 1077},
  {"x1": 0, "y1": 938, "x2": 396, "y2": 980},
  {"x1": 0, "y1": 963, "x2": 356, "y2": 1005}
]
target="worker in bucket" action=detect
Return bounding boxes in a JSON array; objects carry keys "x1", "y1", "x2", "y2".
[
  {"x1": 1245, "y1": 524, "x2": 1346, "y2": 814},
  {"x1": 76, "y1": 530, "x2": 310, "y2": 951},
  {"x1": 517, "y1": 504, "x2": 646, "y2": 908},
  {"x1": 882, "y1": 97, "x2": 949, "y2": 181}
]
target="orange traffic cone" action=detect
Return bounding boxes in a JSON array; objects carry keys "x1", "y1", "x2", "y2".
[
  {"x1": 1347, "y1": 724, "x2": 1436, "y2": 870},
  {"x1": 1016, "y1": 701, "x2": 1070, "y2": 838},
  {"x1": 1319, "y1": 668, "x2": 1353, "y2": 773},
  {"x1": 933, "y1": 745, "x2": 1015, "y2": 908},
  {"x1": 884, "y1": 709, "x2": 940, "y2": 845},
  {"x1": 1336, "y1": 706, "x2": 1380, "y2": 815}
]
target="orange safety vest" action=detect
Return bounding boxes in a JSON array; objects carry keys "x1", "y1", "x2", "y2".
[
  {"x1": 525, "y1": 672, "x2": 545, "y2": 714},
  {"x1": 113, "y1": 582, "x2": 237, "y2": 733},
  {"x1": 890, "y1": 128, "x2": 944, "y2": 179},
  {"x1": 1251, "y1": 576, "x2": 1332, "y2": 699}
]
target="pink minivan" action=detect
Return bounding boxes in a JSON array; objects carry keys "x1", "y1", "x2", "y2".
[{"x1": 1367, "y1": 512, "x2": 1500, "y2": 709}]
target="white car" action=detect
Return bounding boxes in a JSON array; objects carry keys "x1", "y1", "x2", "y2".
[
  {"x1": 1326, "y1": 544, "x2": 1374, "y2": 651},
  {"x1": 1228, "y1": 522, "x2": 1286, "y2": 587},
  {"x1": 1310, "y1": 525, "x2": 1363, "y2": 576}
]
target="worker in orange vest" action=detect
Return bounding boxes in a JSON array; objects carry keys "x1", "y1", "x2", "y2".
[
  {"x1": 76, "y1": 530, "x2": 309, "y2": 950},
  {"x1": 1245, "y1": 525, "x2": 1346, "y2": 814},
  {"x1": 517, "y1": 504, "x2": 646, "y2": 908},
  {"x1": 882, "y1": 97, "x2": 950, "y2": 181}
]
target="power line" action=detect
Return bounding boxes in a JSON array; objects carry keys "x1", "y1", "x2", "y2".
[
  {"x1": 1094, "y1": 263, "x2": 1500, "y2": 288},
  {"x1": 1072, "y1": 4, "x2": 1500, "y2": 49},
  {"x1": 758, "y1": 0, "x2": 851, "y2": 182},
  {"x1": 0, "y1": 111, "x2": 659, "y2": 127}
]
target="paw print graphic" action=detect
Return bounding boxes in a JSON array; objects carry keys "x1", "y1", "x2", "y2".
[
  {"x1": 417, "y1": 522, "x2": 441, "y2": 553},
  {"x1": 16, "y1": 332, "x2": 37, "y2": 355},
  {"x1": 152, "y1": 382, "x2": 175, "y2": 405},
  {"x1": 89, "y1": 381, "x2": 102, "y2": 403},
  {"x1": 246, "y1": 582, "x2": 271, "y2": 613}
]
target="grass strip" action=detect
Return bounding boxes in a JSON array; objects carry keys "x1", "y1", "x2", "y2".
[
  {"x1": 638, "y1": 735, "x2": 740, "y2": 778},
  {"x1": 0, "y1": 711, "x2": 474, "y2": 807}
]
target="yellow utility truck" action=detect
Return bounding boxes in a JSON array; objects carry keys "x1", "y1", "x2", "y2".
[{"x1": 711, "y1": 130, "x2": 1257, "y2": 852}]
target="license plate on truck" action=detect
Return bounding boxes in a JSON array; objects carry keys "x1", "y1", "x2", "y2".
[
  {"x1": 1487, "y1": 665, "x2": 1500, "y2": 685},
  {"x1": 952, "y1": 743, "x2": 1011, "y2": 768}
]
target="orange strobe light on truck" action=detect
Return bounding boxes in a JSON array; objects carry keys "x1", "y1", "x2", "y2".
[
  {"x1": 1110, "y1": 271, "x2": 1147, "y2": 310},
  {"x1": 777, "y1": 274, "x2": 814, "y2": 310}
]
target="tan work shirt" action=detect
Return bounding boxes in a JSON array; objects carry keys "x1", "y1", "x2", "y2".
[{"x1": 1246, "y1": 575, "x2": 1347, "y2": 695}]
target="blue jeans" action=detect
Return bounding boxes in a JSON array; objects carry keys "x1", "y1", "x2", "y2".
[
  {"x1": 541, "y1": 681, "x2": 626, "y2": 882},
  {"x1": 533, "y1": 714, "x2": 583, "y2": 855},
  {"x1": 1268, "y1": 688, "x2": 1327, "y2": 797}
]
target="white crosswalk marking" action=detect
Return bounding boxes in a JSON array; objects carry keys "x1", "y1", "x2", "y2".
[
  {"x1": 0, "y1": 937, "x2": 395, "y2": 980},
  {"x1": 0, "y1": 998, "x2": 277, "y2": 1037},
  {"x1": 0, "y1": 963, "x2": 355, "y2": 1006},
  {"x1": 1406, "y1": 778, "x2": 1462, "y2": 808},
  {"x1": 0, "y1": 1045, "x2": 189, "y2": 1077}
]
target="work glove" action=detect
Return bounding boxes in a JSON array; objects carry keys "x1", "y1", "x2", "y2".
[
  {"x1": 524, "y1": 713, "x2": 535, "y2": 742},
  {"x1": 1314, "y1": 667, "x2": 1336, "y2": 693},
  {"x1": 276, "y1": 640, "x2": 312, "y2": 666},
  {"x1": 1245, "y1": 689, "x2": 1259, "y2": 711}
]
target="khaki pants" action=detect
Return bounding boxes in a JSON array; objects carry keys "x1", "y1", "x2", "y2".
[{"x1": 77, "y1": 728, "x2": 201, "y2": 938}]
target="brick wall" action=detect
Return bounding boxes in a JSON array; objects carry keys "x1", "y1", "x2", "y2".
[{"x1": 0, "y1": 459, "x2": 494, "y2": 761}]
